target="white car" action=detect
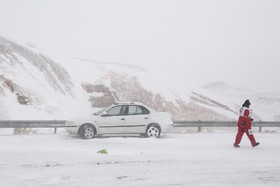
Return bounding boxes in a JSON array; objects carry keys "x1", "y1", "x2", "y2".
[{"x1": 65, "y1": 102, "x2": 173, "y2": 139}]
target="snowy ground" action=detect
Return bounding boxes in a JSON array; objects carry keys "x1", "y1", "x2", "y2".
[{"x1": 0, "y1": 130, "x2": 280, "y2": 187}]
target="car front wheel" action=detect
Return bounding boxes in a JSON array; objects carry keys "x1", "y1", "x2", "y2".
[
  {"x1": 80, "y1": 124, "x2": 95, "y2": 139},
  {"x1": 146, "y1": 125, "x2": 161, "y2": 138}
]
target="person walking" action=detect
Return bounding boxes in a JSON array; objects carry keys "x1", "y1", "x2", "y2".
[{"x1": 233, "y1": 100, "x2": 260, "y2": 147}]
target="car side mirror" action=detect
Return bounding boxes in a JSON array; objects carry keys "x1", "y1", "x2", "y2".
[{"x1": 101, "y1": 113, "x2": 108, "y2": 117}]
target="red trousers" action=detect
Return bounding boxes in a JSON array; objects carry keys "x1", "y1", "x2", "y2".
[{"x1": 234, "y1": 127, "x2": 256, "y2": 146}]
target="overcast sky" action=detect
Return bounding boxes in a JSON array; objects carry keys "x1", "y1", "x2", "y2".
[{"x1": 1, "y1": 0, "x2": 280, "y2": 92}]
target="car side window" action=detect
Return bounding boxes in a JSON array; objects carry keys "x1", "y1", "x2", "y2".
[
  {"x1": 128, "y1": 106, "x2": 138, "y2": 115},
  {"x1": 128, "y1": 105, "x2": 149, "y2": 115},
  {"x1": 141, "y1": 106, "x2": 150, "y2": 114},
  {"x1": 107, "y1": 106, "x2": 123, "y2": 116}
]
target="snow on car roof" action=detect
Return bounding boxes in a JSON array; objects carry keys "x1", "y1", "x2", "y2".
[{"x1": 114, "y1": 102, "x2": 144, "y2": 105}]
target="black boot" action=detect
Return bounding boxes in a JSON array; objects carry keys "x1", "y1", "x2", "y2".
[
  {"x1": 253, "y1": 142, "x2": 260, "y2": 147},
  {"x1": 234, "y1": 144, "x2": 240, "y2": 148}
]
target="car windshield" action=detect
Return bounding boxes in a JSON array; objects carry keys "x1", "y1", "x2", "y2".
[{"x1": 94, "y1": 105, "x2": 112, "y2": 116}]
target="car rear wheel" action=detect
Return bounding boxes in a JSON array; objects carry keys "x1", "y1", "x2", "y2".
[
  {"x1": 80, "y1": 124, "x2": 95, "y2": 139},
  {"x1": 146, "y1": 125, "x2": 161, "y2": 138}
]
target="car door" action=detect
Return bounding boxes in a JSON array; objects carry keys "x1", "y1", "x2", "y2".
[
  {"x1": 124, "y1": 105, "x2": 150, "y2": 133},
  {"x1": 97, "y1": 105, "x2": 126, "y2": 134}
]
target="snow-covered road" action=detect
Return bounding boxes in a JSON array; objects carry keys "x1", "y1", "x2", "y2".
[{"x1": 0, "y1": 131, "x2": 280, "y2": 187}]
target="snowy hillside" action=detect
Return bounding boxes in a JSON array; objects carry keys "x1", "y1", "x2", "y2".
[
  {"x1": 204, "y1": 82, "x2": 280, "y2": 121},
  {"x1": 1, "y1": 36, "x2": 245, "y2": 120},
  {"x1": 0, "y1": 36, "x2": 77, "y2": 119}
]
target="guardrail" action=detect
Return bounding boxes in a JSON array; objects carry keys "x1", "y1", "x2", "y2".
[
  {"x1": 173, "y1": 121, "x2": 280, "y2": 132},
  {"x1": 0, "y1": 120, "x2": 70, "y2": 134},
  {"x1": 0, "y1": 120, "x2": 279, "y2": 134}
]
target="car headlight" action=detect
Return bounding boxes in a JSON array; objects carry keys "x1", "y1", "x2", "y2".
[{"x1": 66, "y1": 121, "x2": 75, "y2": 126}]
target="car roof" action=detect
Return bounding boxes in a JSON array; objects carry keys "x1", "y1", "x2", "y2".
[{"x1": 113, "y1": 102, "x2": 144, "y2": 106}]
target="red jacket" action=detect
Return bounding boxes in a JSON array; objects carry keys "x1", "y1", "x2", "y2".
[{"x1": 238, "y1": 107, "x2": 252, "y2": 129}]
